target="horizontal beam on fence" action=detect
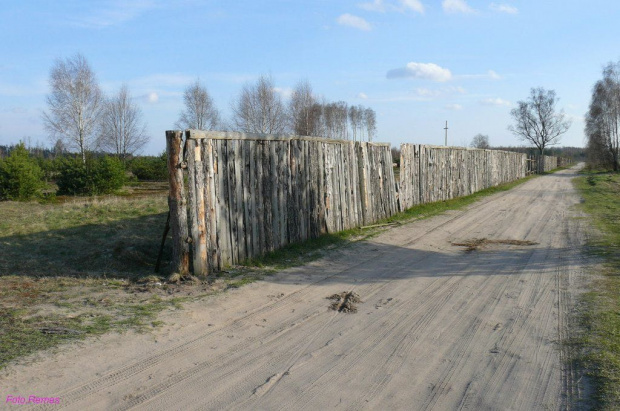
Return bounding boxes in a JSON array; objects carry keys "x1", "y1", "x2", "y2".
[{"x1": 184, "y1": 129, "x2": 391, "y2": 147}]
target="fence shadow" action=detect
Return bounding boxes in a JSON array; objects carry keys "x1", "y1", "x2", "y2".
[
  {"x1": 0, "y1": 212, "x2": 171, "y2": 279},
  {"x1": 261, "y1": 239, "x2": 589, "y2": 286}
]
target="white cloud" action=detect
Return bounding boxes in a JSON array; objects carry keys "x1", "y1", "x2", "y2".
[
  {"x1": 480, "y1": 97, "x2": 511, "y2": 107},
  {"x1": 445, "y1": 104, "x2": 463, "y2": 110},
  {"x1": 387, "y1": 62, "x2": 453, "y2": 82},
  {"x1": 442, "y1": 0, "x2": 475, "y2": 14},
  {"x1": 489, "y1": 3, "x2": 518, "y2": 14},
  {"x1": 358, "y1": 0, "x2": 386, "y2": 12},
  {"x1": 399, "y1": 0, "x2": 425, "y2": 14},
  {"x1": 337, "y1": 14, "x2": 372, "y2": 31},
  {"x1": 358, "y1": 92, "x2": 369, "y2": 99},
  {"x1": 147, "y1": 92, "x2": 159, "y2": 103}
]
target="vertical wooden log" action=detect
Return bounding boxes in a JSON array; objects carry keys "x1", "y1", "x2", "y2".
[
  {"x1": 205, "y1": 138, "x2": 219, "y2": 272},
  {"x1": 318, "y1": 142, "x2": 327, "y2": 234},
  {"x1": 357, "y1": 143, "x2": 369, "y2": 225},
  {"x1": 298, "y1": 140, "x2": 307, "y2": 240},
  {"x1": 188, "y1": 138, "x2": 207, "y2": 277},
  {"x1": 262, "y1": 142, "x2": 274, "y2": 252},
  {"x1": 306, "y1": 139, "x2": 313, "y2": 237},
  {"x1": 249, "y1": 141, "x2": 259, "y2": 259},
  {"x1": 278, "y1": 140, "x2": 288, "y2": 246},
  {"x1": 234, "y1": 140, "x2": 246, "y2": 261},
  {"x1": 324, "y1": 144, "x2": 334, "y2": 233},
  {"x1": 216, "y1": 140, "x2": 232, "y2": 266},
  {"x1": 185, "y1": 136, "x2": 206, "y2": 277},
  {"x1": 270, "y1": 142, "x2": 280, "y2": 250},
  {"x1": 242, "y1": 140, "x2": 252, "y2": 260},
  {"x1": 288, "y1": 139, "x2": 299, "y2": 243},
  {"x1": 226, "y1": 140, "x2": 239, "y2": 264},
  {"x1": 256, "y1": 141, "x2": 265, "y2": 256},
  {"x1": 166, "y1": 130, "x2": 190, "y2": 275}
]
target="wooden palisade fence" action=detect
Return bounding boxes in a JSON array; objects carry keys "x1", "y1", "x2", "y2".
[
  {"x1": 167, "y1": 130, "x2": 570, "y2": 276},
  {"x1": 166, "y1": 130, "x2": 397, "y2": 276},
  {"x1": 399, "y1": 145, "x2": 526, "y2": 210}
]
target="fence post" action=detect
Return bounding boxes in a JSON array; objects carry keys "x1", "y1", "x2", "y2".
[{"x1": 166, "y1": 130, "x2": 190, "y2": 275}]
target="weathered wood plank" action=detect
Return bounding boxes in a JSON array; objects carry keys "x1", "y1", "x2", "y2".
[
  {"x1": 166, "y1": 130, "x2": 190, "y2": 275},
  {"x1": 186, "y1": 138, "x2": 208, "y2": 276}
]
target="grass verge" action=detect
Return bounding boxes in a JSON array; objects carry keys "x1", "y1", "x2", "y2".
[{"x1": 573, "y1": 170, "x2": 620, "y2": 408}]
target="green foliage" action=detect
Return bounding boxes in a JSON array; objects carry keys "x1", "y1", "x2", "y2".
[
  {"x1": 0, "y1": 143, "x2": 45, "y2": 201},
  {"x1": 128, "y1": 153, "x2": 168, "y2": 181},
  {"x1": 56, "y1": 155, "x2": 126, "y2": 195},
  {"x1": 35, "y1": 156, "x2": 62, "y2": 182},
  {"x1": 91, "y1": 156, "x2": 126, "y2": 194}
]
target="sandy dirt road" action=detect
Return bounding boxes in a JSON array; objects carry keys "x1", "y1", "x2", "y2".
[{"x1": 2, "y1": 166, "x2": 590, "y2": 410}]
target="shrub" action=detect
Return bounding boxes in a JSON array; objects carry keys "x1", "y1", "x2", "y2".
[
  {"x1": 0, "y1": 143, "x2": 45, "y2": 201},
  {"x1": 57, "y1": 155, "x2": 126, "y2": 195},
  {"x1": 128, "y1": 153, "x2": 168, "y2": 181},
  {"x1": 90, "y1": 156, "x2": 126, "y2": 194},
  {"x1": 56, "y1": 157, "x2": 89, "y2": 195}
]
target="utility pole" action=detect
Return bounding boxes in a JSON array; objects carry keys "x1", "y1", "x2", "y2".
[{"x1": 444, "y1": 121, "x2": 448, "y2": 146}]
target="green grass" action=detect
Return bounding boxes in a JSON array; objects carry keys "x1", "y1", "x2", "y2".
[{"x1": 573, "y1": 170, "x2": 620, "y2": 409}]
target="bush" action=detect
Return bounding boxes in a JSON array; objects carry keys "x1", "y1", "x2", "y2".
[
  {"x1": 128, "y1": 153, "x2": 168, "y2": 181},
  {"x1": 56, "y1": 155, "x2": 126, "y2": 195},
  {"x1": 90, "y1": 156, "x2": 126, "y2": 194},
  {"x1": 0, "y1": 143, "x2": 45, "y2": 201}
]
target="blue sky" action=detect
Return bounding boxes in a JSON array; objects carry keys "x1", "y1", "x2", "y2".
[{"x1": 1, "y1": 0, "x2": 618, "y2": 155}]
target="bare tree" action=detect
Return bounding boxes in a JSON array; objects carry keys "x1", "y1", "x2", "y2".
[
  {"x1": 508, "y1": 87, "x2": 571, "y2": 156},
  {"x1": 585, "y1": 62, "x2": 620, "y2": 170},
  {"x1": 333, "y1": 101, "x2": 349, "y2": 140},
  {"x1": 289, "y1": 80, "x2": 317, "y2": 136},
  {"x1": 176, "y1": 79, "x2": 220, "y2": 131},
  {"x1": 349, "y1": 105, "x2": 359, "y2": 141},
  {"x1": 323, "y1": 103, "x2": 337, "y2": 139},
  {"x1": 232, "y1": 75, "x2": 289, "y2": 134},
  {"x1": 364, "y1": 107, "x2": 376, "y2": 142},
  {"x1": 100, "y1": 84, "x2": 150, "y2": 160},
  {"x1": 43, "y1": 53, "x2": 104, "y2": 164},
  {"x1": 470, "y1": 134, "x2": 490, "y2": 149}
]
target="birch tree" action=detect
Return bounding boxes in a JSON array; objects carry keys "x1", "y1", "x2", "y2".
[
  {"x1": 364, "y1": 108, "x2": 377, "y2": 142},
  {"x1": 43, "y1": 53, "x2": 104, "y2": 164},
  {"x1": 585, "y1": 62, "x2": 620, "y2": 170},
  {"x1": 100, "y1": 84, "x2": 150, "y2": 160},
  {"x1": 176, "y1": 79, "x2": 220, "y2": 130},
  {"x1": 232, "y1": 75, "x2": 288, "y2": 134},
  {"x1": 289, "y1": 80, "x2": 316, "y2": 136}
]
